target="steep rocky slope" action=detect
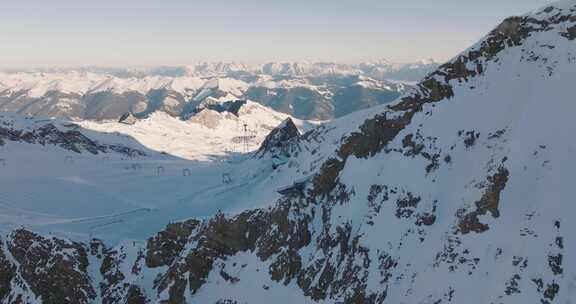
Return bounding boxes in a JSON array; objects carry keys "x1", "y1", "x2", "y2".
[{"x1": 2, "y1": 1, "x2": 576, "y2": 303}]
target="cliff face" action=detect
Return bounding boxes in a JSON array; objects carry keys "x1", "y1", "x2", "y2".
[
  {"x1": 3, "y1": 1, "x2": 576, "y2": 303},
  {"x1": 257, "y1": 118, "x2": 300, "y2": 159}
]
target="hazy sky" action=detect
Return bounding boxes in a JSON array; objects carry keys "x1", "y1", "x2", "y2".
[{"x1": 0, "y1": 0, "x2": 554, "y2": 67}]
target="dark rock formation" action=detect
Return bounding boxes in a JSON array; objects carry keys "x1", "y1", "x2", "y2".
[
  {"x1": 1, "y1": 3, "x2": 575, "y2": 303},
  {"x1": 119, "y1": 112, "x2": 139, "y2": 125},
  {"x1": 257, "y1": 118, "x2": 300, "y2": 157},
  {"x1": 0, "y1": 120, "x2": 146, "y2": 157}
]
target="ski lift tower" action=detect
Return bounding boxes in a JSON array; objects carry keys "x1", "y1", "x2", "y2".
[{"x1": 243, "y1": 123, "x2": 249, "y2": 152}]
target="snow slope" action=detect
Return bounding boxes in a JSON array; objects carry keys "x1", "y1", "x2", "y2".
[
  {"x1": 2, "y1": 1, "x2": 576, "y2": 303},
  {"x1": 79, "y1": 100, "x2": 314, "y2": 160},
  {"x1": 0, "y1": 101, "x2": 318, "y2": 242}
]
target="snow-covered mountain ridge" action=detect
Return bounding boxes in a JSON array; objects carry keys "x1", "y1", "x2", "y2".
[
  {"x1": 0, "y1": 97, "x2": 316, "y2": 161},
  {"x1": 80, "y1": 100, "x2": 316, "y2": 160},
  {"x1": 0, "y1": 59, "x2": 434, "y2": 121},
  {"x1": 0, "y1": 113, "x2": 148, "y2": 157},
  {"x1": 2, "y1": 1, "x2": 576, "y2": 303},
  {"x1": 1, "y1": 59, "x2": 438, "y2": 81},
  {"x1": 0, "y1": 71, "x2": 407, "y2": 121}
]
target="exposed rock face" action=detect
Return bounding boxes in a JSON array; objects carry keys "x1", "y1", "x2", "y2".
[
  {"x1": 0, "y1": 239, "x2": 16, "y2": 303},
  {"x1": 2, "y1": 2, "x2": 576, "y2": 303},
  {"x1": 145, "y1": 220, "x2": 201, "y2": 268},
  {"x1": 183, "y1": 100, "x2": 255, "y2": 128},
  {"x1": 457, "y1": 166, "x2": 510, "y2": 234},
  {"x1": 257, "y1": 118, "x2": 301, "y2": 157},
  {"x1": 0, "y1": 122, "x2": 145, "y2": 156},
  {"x1": 2, "y1": 230, "x2": 96, "y2": 304},
  {"x1": 118, "y1": 112, "x2": 138, "y2": 125},
  {"x1": 190, "y1": 99, "x2": 248, "y2": 117},
  {"x1": 0, "y1": 114, "x2": 146, "y2": 156}
]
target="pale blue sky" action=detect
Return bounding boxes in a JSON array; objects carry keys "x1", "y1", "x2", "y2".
[{"x1": 0, "y1": 0, "x2": 553, "y2": 67}]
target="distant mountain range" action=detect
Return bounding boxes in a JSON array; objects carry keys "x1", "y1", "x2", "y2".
[
  {"x1": 0, "y1": 60, "x2": 438, "y2": 121},
  {"x1": 2, "y1": 1, "x2": 576, "y2": 303},
  {"x1": 2, "y1": 59, "x2": 438, "y2": 81}
]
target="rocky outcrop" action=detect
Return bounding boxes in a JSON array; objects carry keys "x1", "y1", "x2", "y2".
[
  {"x1": 118, "y1": 112, "x2": 139, "y2": 125},
  {"x1": 257, "y1": 118, "x2": 300, "y2": 157},
  {"x1": 190, "y1": 99, "x2": 248, "y2": 117},
  {"x1": 0, "y1": 119, "x2": 146, "y2": 156},
  {"x1": 0, "y1": 238, "x2": 16, "y2": 303},
  {"x1": 2, "y1": 230, "x2": 96, "y2": 304},
  {"x1": 2, "y1": 2, "x2": 576, "y2": 303},
  {"x1": 146, "y1": 220, "x2": 201, "y2": 268},
  {"x1": 457, "y1": 166, "x2": 510, "y2": 234}
]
